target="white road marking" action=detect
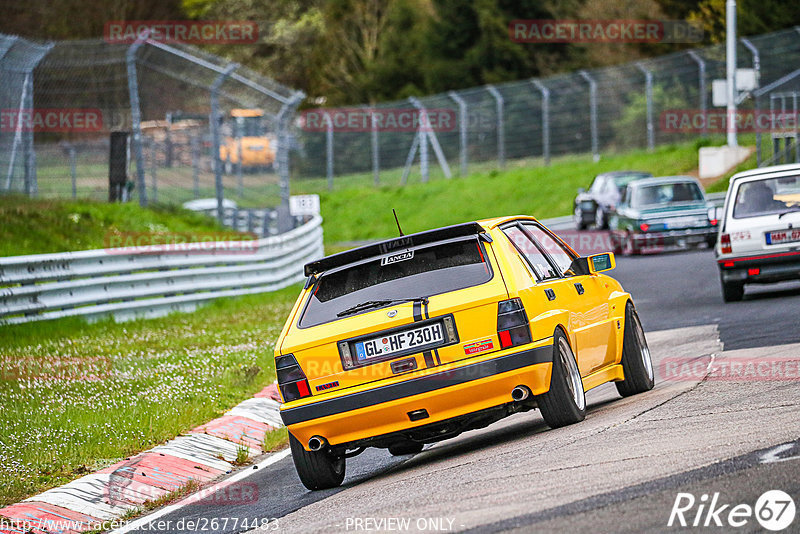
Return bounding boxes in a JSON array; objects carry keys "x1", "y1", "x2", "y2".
[
  {"x1": 110, "y1": 449, "x2": 292, "y2": 534},
  {"x1": 759, "y1": 443, "x2": 800, "y2": 464}
]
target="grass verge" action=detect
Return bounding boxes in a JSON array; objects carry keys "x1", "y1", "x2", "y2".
[
  {"x1": 0, "y1": 196, "x2": 242, "y2": 257},
  {"x1": 0, "y1": 286, "x2": 299, "y2": 507}
]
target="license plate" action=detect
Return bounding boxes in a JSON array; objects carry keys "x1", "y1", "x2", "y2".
[
  {"x1": 665, "y1": 216, "x2": 701, "y2": 229},
  {"x1": 766, "y1": 228, "x2": 800, "y2": 245},
  {"x1": 354, "y1": 322, "x2": 444, "y2": 362}
]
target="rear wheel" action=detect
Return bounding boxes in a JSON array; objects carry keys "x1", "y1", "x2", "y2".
[
  {"x1": 721, "y1": 280, "x2": 744, "y2": 302},
  {"x1": 289, "y1": 433, "x2": 345, "y2": 490},
  {"x1": 388, "y1": 441, "x2": 424, "y2": 456},
  {"x1": 615, "y1": 303, "x2": 655, "y2": 397},
  {"x1": 705, "y1": 235, "x2": 717, "y2": 249},
  {"x1": 574, "y1": 206, "x2": 588, "y2": 230},
  {"x1": 595, "y1": 207, "x2": 607, "y2": 229},
  {"x1": 536, "y1": 329, "x2": 586, "y2": 428}
]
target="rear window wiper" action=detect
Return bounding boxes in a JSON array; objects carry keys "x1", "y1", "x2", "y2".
[
  {"x1": 336, "y1": 297, "x2": 429, "y2": 318},
  {"x1": 778, "y1": 207, "x2": 800, "y2": 219}
]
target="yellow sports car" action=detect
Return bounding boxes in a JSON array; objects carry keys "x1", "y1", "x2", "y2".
[{"x1": 275, "y1": 216, "x2": 653, "y2": 490}]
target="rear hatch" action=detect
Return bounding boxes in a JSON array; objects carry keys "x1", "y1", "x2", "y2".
[
  {"x1": 640, "y1": 202, "x2": 711, "y2": 230},
  {"x1": 725, "y1": 175, "x2": 800, "y2": 256},
  {"x1": 279, "y1": 231, "x2": 509, "y2": 395}
]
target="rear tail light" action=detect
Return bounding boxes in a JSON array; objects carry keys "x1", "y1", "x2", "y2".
[
  {"x1": 276, "y1": 354, "x2": 311, "y2": 402},
  {"x1": 720, "y1": 233, "x2": 732, "y2": 254},
  {"x1": 748, "y1": 267, "x2": 760, "y2": 276},
  {"x1": 497, "y1": 298, "x2": 531, "y2": 349},
  {"x1": 639, "y1": 223, "x2": 650, "y2": 232},
  {"x1": 709, "y1": 218, "x2": 718, "y2": 226}
]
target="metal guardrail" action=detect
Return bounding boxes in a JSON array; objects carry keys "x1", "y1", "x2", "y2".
[{"x1": 0, "y1": 215, "x2": 323, "y2": 325}]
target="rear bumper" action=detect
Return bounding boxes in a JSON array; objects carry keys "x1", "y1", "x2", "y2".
[
  {"x1": 718, "y1": 250, "x2": 800, "y2": 284},
  {"x1": 281, "y1": 343, "x2": 553, "y2": 449},
  {"x1": 631, "y1": 227, "x2": 717, "y2": 246}
]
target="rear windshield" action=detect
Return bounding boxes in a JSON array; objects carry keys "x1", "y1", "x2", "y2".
[
  {"x1": 631, "y1": 182, "x2": 703, "y2": 207},
  {"x1": 732, "y1": 175, "x2": 800, "y2": 219},
  {"x1": 299, "y1": 238, "x2": 492, "y2": 328}
]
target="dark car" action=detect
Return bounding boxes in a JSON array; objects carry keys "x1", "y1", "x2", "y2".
[
  {"x1": 574, "y1": 171, "x2": 653, "y2": 230},
  {"x1": 610, "y1": 176, "x2": 718, "y2": 255}
]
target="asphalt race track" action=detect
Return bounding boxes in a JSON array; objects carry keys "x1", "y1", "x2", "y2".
[{"x1": 120, "y1": 247, "x2": 800, "y2": 534}]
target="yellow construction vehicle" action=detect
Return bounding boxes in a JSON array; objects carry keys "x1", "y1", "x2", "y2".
[{"x1": 220, "y1": 109, "x2": 276, "y2": 172}]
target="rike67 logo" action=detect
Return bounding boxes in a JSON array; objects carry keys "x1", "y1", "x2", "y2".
[{"x1": 669, "y1": 490, "x2": 796, "y2": 531}]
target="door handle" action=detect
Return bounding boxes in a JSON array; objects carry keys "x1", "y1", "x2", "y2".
[
  {"x1": 574, "y1": 282, "x2": 585, "y2": 295},
  {"x1": 545, "y1": 288, "x2": 556, "y2": 301}
]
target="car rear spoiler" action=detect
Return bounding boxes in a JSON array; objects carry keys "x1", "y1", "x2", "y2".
[{"x1": 304, "y1": 221, "x2": 488, "y2": 277}]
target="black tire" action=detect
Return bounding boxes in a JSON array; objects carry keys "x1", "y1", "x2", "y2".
[
  {"x1": 289, "y1": 432, "x2": 345, "y2": 490},
  {"x1": 705, "y1": 235, "x2": 717, "y2": 249},
  {"x1": 535, "y1": 329, "x2": 586, "y2": 429},
  {"x1": 721, "y1": 280, "x2": 744, "y2": 302},
  {"x1": 595, "y1": 207, "x2": 608, "y2": 230},
  {"x1": 574, "y1": 207, "x2": 588, "y2": 230},
  {"x1": 622, "y1": 232, "x2": 639, "y2": 256},
  {"x1": 388, "y1": 441, "x2": 424, "y2": 456},
  {"x1": 615, "y1": 303, "x2": 655, "y2": 397}
]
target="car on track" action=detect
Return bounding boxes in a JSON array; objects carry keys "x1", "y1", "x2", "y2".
[
  {"x1": 713, "y1": 163, "x2": 800, "y2": 302},
  {"x1": 610, "y1": 176, "x2": 718, "y2": 255},
  {"x1": 574, "y1": 171, "x2": 653, "y2": 230},
  {"x1": 274, "y1": 217, "x2": 654, "y2": 490}
]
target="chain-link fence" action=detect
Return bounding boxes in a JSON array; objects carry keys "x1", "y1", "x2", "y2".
[
  {"x1": 293, "y1": 27, "x2": 800, "y2": 188},
  {"x1": 3, "y1": 27, "x2": 800, "y2": 212},
  {"x1": 0, "y1": 32, "x2": 304, "y2": 232}
]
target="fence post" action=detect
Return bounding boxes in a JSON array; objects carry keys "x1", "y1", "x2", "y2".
[
  {"x1": 371, "y1": 109, "x2": 380, "y2": 186},
  {"x1": 636, "y1": 63, "x2": 655, "y2": 151},
  {"x1": 210, "y1": 63, "x2": 238, "y2": 223},
  {"x1": 69, "y1": 144, "x2": 77, "y2": 199},
  {"x1": 191, "y1": 135, "x2": 200, "y2": 198},
  {"x1": 322, "y1": 111, "x2": 333, "y2": 190},
  {"x1": 150, "y1": 140, "x2": 158, "y2": 203},
  {"x1": 276, "y1": 92, "x2": 305, "y2": 232},
  {"x1": 486, "y1": 85, "x2": 505, "y2": 168},
  {"x1": 579, "y1": 70, "x2": 599, "y2": 162},
  {"x1": 236, "y1": 134, "x2": 243, "y2": 197},
  {"x1": 447, "y1": 91, "x2": 468, "y2": 176},
  {"x1": 409, "y1": 97, "x2": 451, "y2": 181},
  {"x1": 531, "y1": 80, "x2": 551, "y2": 165},
  {"x1": 126, "y1": 35, "x2": 148, "y2": 207},
  {"x1": 687, "y1": 50, "x2": 707, "y2": 137}
]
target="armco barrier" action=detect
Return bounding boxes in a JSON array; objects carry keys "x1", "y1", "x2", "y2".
[{"x1": 0, "y1": 215, "x2": 323, "y2": 325}]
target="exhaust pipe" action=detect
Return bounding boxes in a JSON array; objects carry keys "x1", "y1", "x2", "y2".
[
  {"x1": 308, "y1": 436, "x2": 328, "y2": 452},
  {"x1": 511, "y1": 385, "x2": 531, "y2": 402}
]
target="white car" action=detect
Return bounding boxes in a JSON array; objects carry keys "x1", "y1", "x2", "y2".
[{"x1": 713, "y1": 163, "x2": 800, "y2": 302}]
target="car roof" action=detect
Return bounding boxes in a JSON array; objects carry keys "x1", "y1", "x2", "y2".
[
  {"x1": 627, "y1": 175, "x2": 699, "y2": 187},
  {"x1": 303, "y1": 215, "x2": 537, "y2": 276},
  {"x1": 597, "y1": 170, "x2": 652, "y2": 178},
  {"x1": 729, "y1": 163, "x2": 800, "y2": 184}
]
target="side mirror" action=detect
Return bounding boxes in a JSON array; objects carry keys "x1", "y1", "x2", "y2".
[{"x1": 587, "y1": 252, "x2": 615, "y2": 274}]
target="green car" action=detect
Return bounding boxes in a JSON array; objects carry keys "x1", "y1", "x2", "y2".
[{"x1": 609, "y1": 176, "x2": 718, "y2": 255}]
